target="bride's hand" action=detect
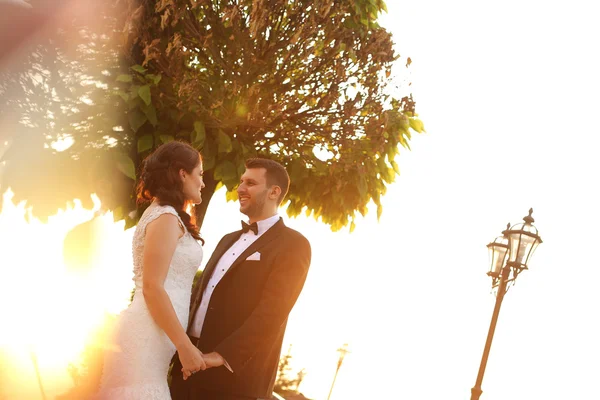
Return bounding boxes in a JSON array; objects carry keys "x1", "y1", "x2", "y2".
[{"x1": 177, "y1": 341, "x2": 206, "y2": 380}]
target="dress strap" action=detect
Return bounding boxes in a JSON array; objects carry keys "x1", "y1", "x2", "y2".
[{"x1": 140, "y1": 202, "x2": 187, "y2": 236}]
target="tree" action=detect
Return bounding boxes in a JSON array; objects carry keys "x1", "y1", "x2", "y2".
[
  {"x1": 0, "y1": 0, "x2": 133, "y2": 220},
  {"x1": 1, "y1": 0, "x2": 424, "y2": 231},
  {"x1": 274, "y1": 344, "x2": 306, "y2": 396}
]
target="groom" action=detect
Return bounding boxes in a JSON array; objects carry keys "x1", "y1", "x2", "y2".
[{"x1": 170, "y1": 158, "x2": 312, "y2": 400}]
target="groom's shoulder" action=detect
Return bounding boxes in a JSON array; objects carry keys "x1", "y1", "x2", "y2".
[
  {"x1": 208, "y1": 230, "x2": 239, "y2": 248},
  {"x1": 282, "y1": 225, "x2": 310, "y2": 247},
  {"x1": 222, "y1": 230, "x2": 241, "y2": 241}
]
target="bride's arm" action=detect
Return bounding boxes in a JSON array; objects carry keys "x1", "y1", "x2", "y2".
[{"x1": 142, "y1": 214, "x2": 206, "y2": 376}]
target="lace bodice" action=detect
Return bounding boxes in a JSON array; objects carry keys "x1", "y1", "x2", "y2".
[{"x1": 131, "y1": 202, "x2": 202, "y2": 304}]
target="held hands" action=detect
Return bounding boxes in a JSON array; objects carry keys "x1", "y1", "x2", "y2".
[
  {"x1": 177, "y1": 341, "x2": 206, "y2": 381},
  {"x1": 180, "y1": 351, "x2": 226, "y2": 379}
]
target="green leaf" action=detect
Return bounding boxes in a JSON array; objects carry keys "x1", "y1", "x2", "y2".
[
  {"x1": 124, "y1": 216, "x2": 137, "y2": 230},
  {"x1": 117, "y1": 74, "x2": 132, "y2": 82},
  {"x1": 357, "y1": 177, "x2": 368, "y2": 198},
  {"x1": 176, "y1": 130, "x2": 190, "y2": 139},
  {"x1": 377, "y1": 157, "x2": 394, "y2": 183},
  {"x1": 409, "y1": 118, "x2": 425, "y2": 133},
  {"x1": 146, "y1": 74, "x2": 162, "y2": 85},
  {"x1": 137, "y1": 134, "x2": 154, "y2": 153},
  {"x1": 116, "y1": 154, "x2": 136, "y2": 180},
  {"x1": 237, "y1": 161, "x2": 246, "y2": 179},
  {"x1": 349, "y1": 50, "x2": 358, "y2": 63},
  {"x1": 225, "y1": 189, "x2": 239, "y2": 202},
  {"x1": 129, "y1": 85, "x2": 139, "y2": 100},
  {"x1": 390, "y1": 159, "x2": 400, "y2": 175},
  {"x1": 400, "y1": 137, "x2": 411, "y2": 150},
  {"x1": 376, "y1": 156, "x2": 387, "y2": 172},
  {"x1": 203, "y1": 154, "x2": 216, "y2": 170},
  {"x1": 141, "y1": 103, "x2": 158, "y2": 126},
  {"x1": 217, "y1": 130, "x2": 233, "y2": 153},
  {"x1": 112, "y1": 206, "x2": 124, "y2": 222},
  {"x1": 128, "y1": 109, "x2": 147, "y2": 133},
  {"x1": 131, "y1": 64, "x2": 147, "y2": 73},
  {"x1": 235, "y1": 104, "x2": 248, "y2": 117},
  {"x1": 214, "y1": 160, "x2": 237, "y2": 181},
  {"x1": 138, "y1": 85, "x2": 152, "y2": 106},
  {"x1": 114, "y1": 90, "x2": 129, "y2": 101},
  {"x1": 192, "y1": 121, "x2": 206, "y2": 148},
  {"x1": 159, "y1": 135, "x2": 174, "y2": 144}
]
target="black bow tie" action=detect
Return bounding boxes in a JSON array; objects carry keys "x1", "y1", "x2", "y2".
[{"x1": 241, "y1": 221, "x2": 258, "y2": 235}]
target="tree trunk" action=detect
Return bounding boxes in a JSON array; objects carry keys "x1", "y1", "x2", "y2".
[{"x1": 193, "y1": 169, "x2": 218, "y2": 230}]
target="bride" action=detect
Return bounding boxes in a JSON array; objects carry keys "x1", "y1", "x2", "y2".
[{"x1": 96, "y1": 141, "x2": 218, "y2": 399}]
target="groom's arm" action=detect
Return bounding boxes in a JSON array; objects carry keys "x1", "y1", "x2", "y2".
[{"x1": 212, "y1": 231, "x2": 311, "y2": 373}]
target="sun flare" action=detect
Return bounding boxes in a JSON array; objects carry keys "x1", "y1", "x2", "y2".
[{"x1": 0, "y1": 189, "x2": 135, "y2": 398}]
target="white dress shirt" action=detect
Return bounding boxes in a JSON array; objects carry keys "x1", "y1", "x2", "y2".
[{"x1": 189, "y1": 214, "x2": 280, "y2": 338}]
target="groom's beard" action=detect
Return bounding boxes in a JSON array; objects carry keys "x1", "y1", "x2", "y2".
[{"x1": 241, "y1": 190, "x2": 267, "y2": 219}]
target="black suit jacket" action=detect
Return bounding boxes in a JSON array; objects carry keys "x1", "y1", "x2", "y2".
[{"x1": 171, "y1": 218, "x2": 311, "y2": 399}]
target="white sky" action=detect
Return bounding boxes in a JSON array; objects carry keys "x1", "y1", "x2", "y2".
[
  {"x1": 1, "y1": 1, "x2": 600, "y2": 399},
  {"x1": 276, "y1": 1, "x2": 600, "y2": 399},
  {"x1": 201, "y1": 1, "x2": 600, "y2": 395}
]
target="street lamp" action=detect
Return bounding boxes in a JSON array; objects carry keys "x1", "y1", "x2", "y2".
[
  {"x1": 470, "y1": 209, "x2": 542, "y2": 400},
  {"x1": 327, "y1": 343, "x2": 350, "y2": 400}
]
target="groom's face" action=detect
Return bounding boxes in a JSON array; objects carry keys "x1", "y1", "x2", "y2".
[{"x1": 238, "y1": 168, "x2": 270, "y2": 217}]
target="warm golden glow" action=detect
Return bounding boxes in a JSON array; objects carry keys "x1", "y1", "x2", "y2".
[
  {"x1": 0, "y1": 190, "x2": 134, "y2": 398},
  {"x1": 1, "y1": 1, "x2": 599, "y2": 398}
]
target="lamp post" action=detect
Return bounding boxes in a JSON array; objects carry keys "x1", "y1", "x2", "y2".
[
  {"x1": 470, "y1": 209, "x2": 542, "y2": 400},
  {"x1": 29, "y1": 348, "x2": 47, "y2": 400},
  {"x1": 327, "y1": 343, "x2": 350, "y2": 400}
]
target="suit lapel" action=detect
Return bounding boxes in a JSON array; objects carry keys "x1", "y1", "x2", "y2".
[
  {"x1": 200, "y1": 232, "x2": 241, "y2": 294},
  {"x1": 188, "y1": 230, "x2": 242, "y2": 327}
]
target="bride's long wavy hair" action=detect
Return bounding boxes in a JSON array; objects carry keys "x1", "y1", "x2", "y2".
[{"x1": 136, "y1": 141, "x2": 204, "y2": 244}]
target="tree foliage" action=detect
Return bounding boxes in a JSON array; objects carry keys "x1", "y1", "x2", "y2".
[
  {"x1": 1, "y1": 0, "x2": 424, "y2": 231},
  {"x1": 0, "y1": 0, "x2": 133, "y2": 219}
]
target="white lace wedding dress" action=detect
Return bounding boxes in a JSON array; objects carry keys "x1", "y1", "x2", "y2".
[{"x1": 96, "y1": 202, "x2": 203, "y2": 399}]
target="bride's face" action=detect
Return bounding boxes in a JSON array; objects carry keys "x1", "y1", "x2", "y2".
[{"x1": 180, "y1": 162, "x2": 205, "y2": 204}]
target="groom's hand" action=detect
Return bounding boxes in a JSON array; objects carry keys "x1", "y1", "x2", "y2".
[{"x1": 202, "y1": 352, "x2": 226, "y2": 368}]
